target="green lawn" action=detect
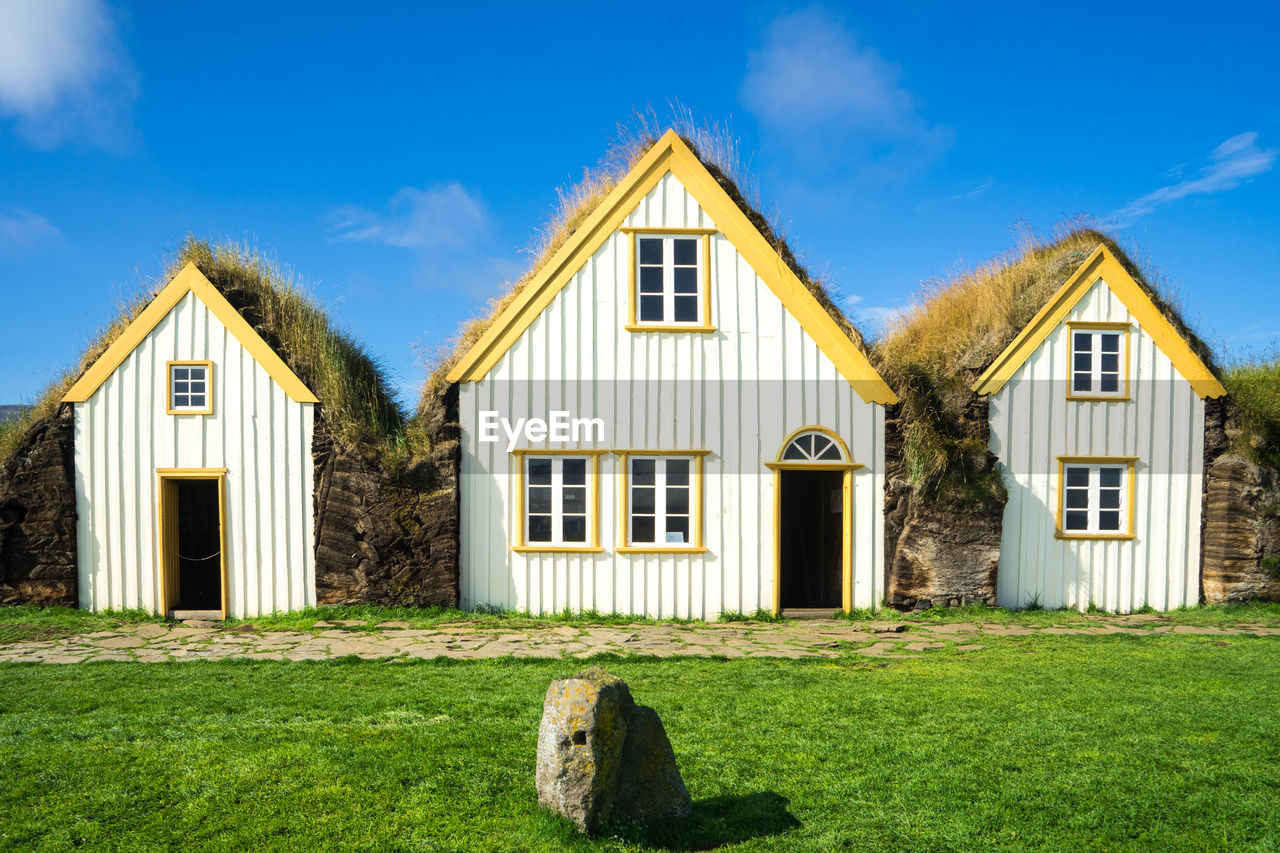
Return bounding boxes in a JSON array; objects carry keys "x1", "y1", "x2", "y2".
[{"x1": 2, "y1": 635, "x2": 1278, "y2": 852}]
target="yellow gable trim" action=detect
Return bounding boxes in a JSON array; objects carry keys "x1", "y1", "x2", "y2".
[
  {"x1": 62, "y1": 263, "x2": 319, "y2": 404},
  {"x1": 446, "y1": 130, "x2": 897, "y2": 405},
  {"x1": 972, "y1": 244, "x2": 1225, "y2": 399}
]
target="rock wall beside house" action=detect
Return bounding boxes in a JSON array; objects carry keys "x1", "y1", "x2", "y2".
[
  {"x1": 312, "y1": 409, "x2": 459, "y2": 608},
  {"x1": 0, "y1": 406, "x2": 77, "y2": 606},
  {"x1": 882, "y1": 395, "x2": 1005, "y2": 610},
  {"x1": 1200, "y1": 396, "x2": 1280, "y2": 602}
]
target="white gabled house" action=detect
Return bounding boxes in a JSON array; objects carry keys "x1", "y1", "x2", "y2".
[
  {"x1": 62, "y1": 263, "x2": 320, "y2": 619},
  {"x1": 447, "y1": 130, "x2": 898, "y2": 619},
  {"x1": 973, "y1": 245, "x2": 1226, "y2": 612}
]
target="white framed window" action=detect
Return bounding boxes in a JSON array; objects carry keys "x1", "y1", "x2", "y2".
[
  {"x1": 1068, "y1": 325, "x2": 1129, "y2": 399},
  {"x1": 168, "y1": 361, "x2": 212, "y2": 414},
  {"x1": 512, "y1": 451, "x2": 604, "y2": 552},
  {"x1": 1058, "y1": 458, "x2": 1136, "y2": 539},
  {"x1": 618, "y1": 453, "x2": 707, "y2": 552},
  {"x1": 626, "y1": 230, "x2": 714, "y2": 330}
]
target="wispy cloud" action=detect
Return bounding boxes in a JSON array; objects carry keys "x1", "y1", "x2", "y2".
[
  {"x1": 1110, "y1": 132, "x2": 1276, "y2": 226},
  {"x1": 740, "y1": 6, "x2": 950, "y2": 175},
  {"x1": 0, "y1": 208, "x2": 64, "y2": 256},
  {"x1": 844, "y1": 293, "x2": 907, "y2": 334},
  {"x1": 330, "y1": 183, "x2": 492, "y2": 250},
  {"x1": 0, "y1": 0, "x2": 138, "y2": 148}
]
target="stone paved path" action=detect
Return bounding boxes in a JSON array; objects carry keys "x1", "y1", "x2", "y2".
[{"x1": 2, "y1": 615, "x2": 1277, "y2": 664}]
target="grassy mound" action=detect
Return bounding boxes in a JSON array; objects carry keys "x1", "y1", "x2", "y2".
[
  {"x1": 1222, "y1": 354, "x2": 1280, "y2": 466},
  {"x1": 417, "y1": 115, "x2": 869, "y2": 429},
  {"x1": 873, "y1": 224, "x2": 1218, "y2": 503},
  {"x1": 0, "y1": 238, "x2": 413, "y2": 466}
]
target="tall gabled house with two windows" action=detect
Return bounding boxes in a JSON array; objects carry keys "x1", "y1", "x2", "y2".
[
  {"x1": 973, "y1": 244, "x2": 1226, "y2": 611},
  {"x1": 445, "y1": 130, "x2": 898, "y2": 618}
]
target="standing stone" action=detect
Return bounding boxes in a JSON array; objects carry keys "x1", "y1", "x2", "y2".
[{"x1": 536, "y1": 667, "x2": 692, "y2": 834}]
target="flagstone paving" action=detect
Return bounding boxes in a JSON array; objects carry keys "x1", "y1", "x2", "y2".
[{"x1": 1, "y1": 615, "x2": 1277, "y2": 664}]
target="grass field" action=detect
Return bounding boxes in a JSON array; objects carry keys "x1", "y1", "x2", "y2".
[{"x1": 2, "y1": 634, "x2": 1278, "y2": 851}]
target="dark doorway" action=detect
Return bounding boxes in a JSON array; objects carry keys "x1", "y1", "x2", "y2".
[
  {"x1": 779, "y1": 470, "x2": 844, "y2": 609},
  {"x1": 175, "y1": 479, "x2": 222, "y2": 611}
]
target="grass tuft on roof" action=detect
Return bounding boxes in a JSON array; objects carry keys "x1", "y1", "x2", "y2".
[
  {"x1": 1222, "y1": 353, "x2": 1280, "y2": 467},
  {"x1": 873, "y1": 222, "x2": 1220, "y2": 502},
  {"x1": 417, "y1": 110, "x2": 869, "y2": 429},
  {"x1": 1, "y1": 238, "x2": 412, "y2": 466}
]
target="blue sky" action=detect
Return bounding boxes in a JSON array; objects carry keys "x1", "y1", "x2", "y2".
[{"x1": 2, "y1": 1, "x2": 1277, "y2": 406}]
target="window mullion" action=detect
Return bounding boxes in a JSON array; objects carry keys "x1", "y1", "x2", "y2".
[
  {"x1": 663, "y1": 237, "x2": 674, "y2": 323},
  {"x1": 1089, "y1": 466, "x2": 1100, "y2": 533},
  {"x1": 551, "y1": 458, "x2": 563, "y2": 545},
  {"x1": 655, "y1": 460, "x2": 667, "y2": 543}
]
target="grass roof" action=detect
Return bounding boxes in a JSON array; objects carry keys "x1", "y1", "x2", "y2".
[
  {"x1": 417, "y1": 118, "x2": 870, "y2": 426},
  {"x1": 873, "y1": 224, "x2": 1222, "y2": 502},
  {"x1": 1222, "y1": 355, "x2": 1280, "y2": 467},
  {"x1": 0, "y1": 238, "x2": 409, "y2": 466}
]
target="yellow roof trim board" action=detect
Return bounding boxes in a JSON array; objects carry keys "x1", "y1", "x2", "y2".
[
  {"x1": 972, "y1": 244, "x2": 1226, "y2": 399},
  {"x1": 446, "y1": 130, "x2": 897, "y2": 405},
  {"x1": 62, "y1": 262, "x2": 319, "y2": 404}
]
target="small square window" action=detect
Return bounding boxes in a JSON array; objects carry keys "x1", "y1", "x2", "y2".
[
  {"x1": 632, "y1": 234, "x2": 707, "y2": 327},
  {"x1": 168, "y1": 363, "x2": 212, "y2": 414},
  {"x1": 522, "y1": 455, "x2": 594, "y2": 548},
  {"x1": 626, "y1": 456, "x2": 699, "y2": 548},
  {"x1": 1068, "y1": 328, "x2": 1128, "y2": 399},
  {"x1": 1059, "y1": 461, "x2": 1133, "y2": 538}
]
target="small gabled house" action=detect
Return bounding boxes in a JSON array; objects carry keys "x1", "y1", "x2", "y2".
[
  {"x1": 446, "y1": 130, "x2": 898, "y2": 618},
  {"x1": 973, "y1": 244, "x2": 1226, "y2": 612},
  {"x1": 62, "y1": 262, "x2": 320, "y2": 619}
]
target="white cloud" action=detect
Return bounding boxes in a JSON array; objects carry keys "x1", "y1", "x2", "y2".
[
  {"x1": 330, "y1": 183, "x2": 492, "y2": 250},
  {"x1": 0, "y1": 0, "x2": 137, "y2": 148},
  {"x1": 1110, "y1": 132, "x2": 1277, "y2": 226},
  {"x1": 0, "y1": 208, "x2": 63, "y2": 255},
  {"x1": 844, "y1": 293, "x2": 907, "y2": 334}
]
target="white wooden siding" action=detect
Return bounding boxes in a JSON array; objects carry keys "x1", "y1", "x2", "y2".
[
  {"x1": 988, "y1": 280, "x2": 1205, "y2": 612},
  {"x1": 73, "y1": 291, "x2": 316, "y2": 617},
  {"x1": 459, "y1": 172, "x2": 886, "y2": 618}
]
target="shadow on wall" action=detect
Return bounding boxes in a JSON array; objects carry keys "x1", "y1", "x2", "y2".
[{"x1": 606, "y1": 790, "x2": 801, "y2": 851}]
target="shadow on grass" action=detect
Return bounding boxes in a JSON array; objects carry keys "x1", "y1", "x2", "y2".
[{"x1": 606, "y1": 791, "x2": 801, "y2": 851}]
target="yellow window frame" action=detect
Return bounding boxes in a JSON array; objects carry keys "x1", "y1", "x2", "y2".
[
  {"x1": 510, "y1": 449, "x2": 607, "y2": 554},
  {"x1": 1055, "y1": 455, "x2": 1139, "y2": 541},
  {"x1": 615, "y1": 449, "x2": 710, "y2": 554},
  {"x1": 166, "y1": 360, "x2": 215, "y2": 416},
  {"x1": 1065, "y1": 322, "x2": 1132, "y2": 402},
  {"x1": 622, "y1": 227, "x2": 717, "y2": 333}
]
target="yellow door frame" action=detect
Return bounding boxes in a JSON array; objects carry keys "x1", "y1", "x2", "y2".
[
  {"x1": 766, "y1": 427, "x2": 864, "y2": 615},
  {"x1": 156, "y1": 467, "x2": 229, "y2": 619}
]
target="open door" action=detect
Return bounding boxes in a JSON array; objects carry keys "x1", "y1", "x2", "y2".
[
  {"x1": 767, "y1": 429, "x2": 863, "y2": 615},
  {"x1": 158, "y1": 469, "x2": 228, "y2": 619}
]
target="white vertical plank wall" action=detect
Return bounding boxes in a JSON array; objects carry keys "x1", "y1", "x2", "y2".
[
  {"x1": 459, "y1": 172, "x2": 887, "y2": 618},
  {"x1": 73, "y1": 291, "x2": 316, "y2": 617},
  {"x1": 988, "y1": 280, "x2": 1205, "y2": 612}
]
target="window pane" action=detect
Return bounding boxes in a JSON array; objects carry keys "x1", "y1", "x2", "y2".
[
  {"x1": 190, "y1": 367, "x2": 206, "y2": 380},
  {"x1": 632, "y1": 516, "x2": 655, "y2": 543},
  {"x1": 1099, "y1": 467, "x2": 1123, "y2": 488},
  {"x1": 1100, "y1": 375, "x2": 1119, "y2": 393},
  {"x1": 816, "y1": 440, "x2": 841, "y2": 460},
  {"x1": 672, "y1": 238, "x2": 697, "y2": 266},
  {"x1": 1100, "y1": 354, "x2": 1119, "y2": 373},
  {"x1": 1065, "y1": 489, "x2": 1089, "y2": 509},
  {"x1": 1065, "y1": 510, "x2": 1089, "y2": 530},
  {"x1": 639, "y1": 238, "x2": 663, "y2": 265},
  {"x1": 528, "y1": 459, "x2": 552, "y2": 485},
  {"x1": 673, "y1": 296, "x2": 698, "y2": 322},
  {"x1": 174, "y1": 394, "x2": 190, "y2": 407},
  {"x1": 1074, "y1": 353, "x2": 1091, "y2": 371},
  {"x1": 633, "y1": 486, "x2": 655, "y2": 514},
  {"x1": 1066, "y1": 467, "x2": 1089, "y2": 488},
  {"x1": 563, "y1": 486, "x2": 586, "y2": 515},
  {"x1": 666, "y1": 459, "x2": 689, "y2": 485},
  {"x1": 665, "y1": 516, "x2": 689, "y2": 543},
  {"x1": 1101, "y1": 334, "x2": 1120, "y2": 353},
  {"x1": 1073, "y1": 333, "x2": 1091, "y2": 352},
  {"x1": 174, "y1": 367, "x2": 189, "y2": 380},
  {"x1": 190, "y1": 393, "x2": 206, "y2": 407},
  {"x1": 673, "y1": 267, "x2": 698, "y2": 294},
  {"x1": 562, "y1": 458, "x2": 586, "y2": 484},
  {"x1": 1099, "y1": 489, "x2": 1121, "y2": 509},
  {"x1": 562, "y1": 516, "x2": 587, "y2": 543},
  {"x1": 666, "y1": 487, "x2": 689, "y2": 515},
  {"x1": 528, "y1": 486, "x2": 552, "y2": 514},
  {"x1": 1073, "y1": 372, "x2": 1092, "y2": 392},
  {"x1": 529, "y1": 516, "x2": 553, "y2": 542},
  {"x1": 632, "y1": 459, "x2": 655, "y2": 485},
  {"x1": 1098, "y1": 510, "x2": 1121, "y2": 531},
  {"x1": 783, "y1": 443, "x2": 807, "y2": 460},
  {"x1": 639, "y1": 295, "x2": 664, "y2": 322},
  {"x1": 639, "y1": 266, "x2": 663, "y2": 293}
]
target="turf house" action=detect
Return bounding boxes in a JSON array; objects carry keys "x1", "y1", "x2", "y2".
[
  {"x1": 0, "y1": 242, "x2": 458, "y2": 616},
  {"x1": 439, "y1": 129, "x2": 898, "y2": 618}
]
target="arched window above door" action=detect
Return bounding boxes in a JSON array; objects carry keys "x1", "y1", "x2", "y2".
[{"x1": 779, "y1": 429, "x2": 847, "y2": 463}]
